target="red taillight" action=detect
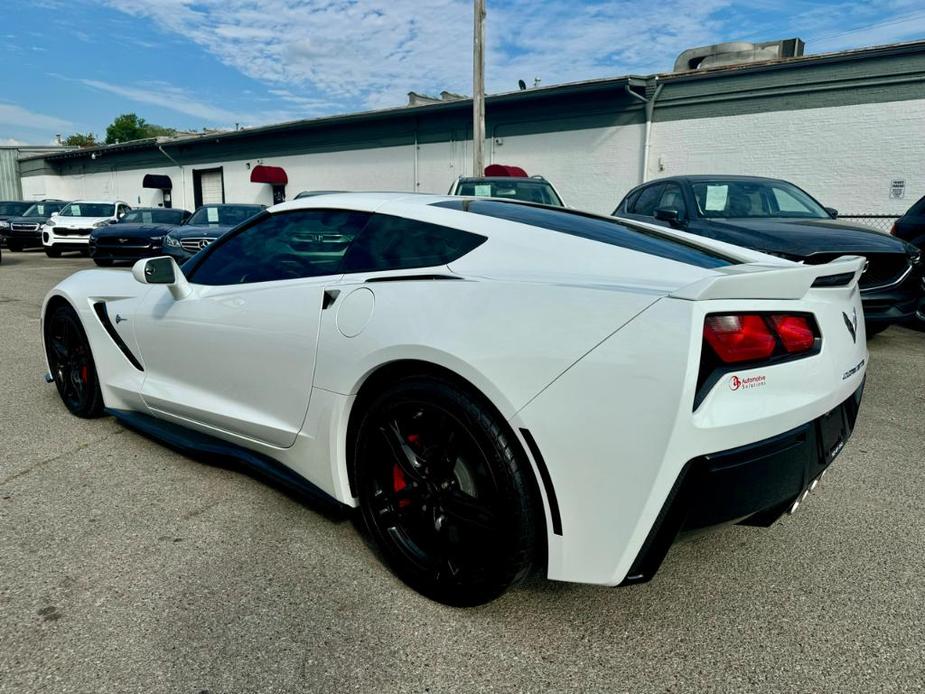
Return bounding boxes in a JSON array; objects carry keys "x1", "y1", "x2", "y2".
[
  {"x1": 703, "y1": 314, "x2": 776, "y2": 363},
  {"x1": 769, "y1": 315, "x2": 815, "y2": 353},
  {"x1": 703, "y1": 313, "x2": 817, "y2": 364},
  {"x1": 889, "y1": 222, "x2": 897, "y2": 235}
]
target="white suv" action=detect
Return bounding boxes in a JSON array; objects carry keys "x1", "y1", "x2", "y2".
[{"x1": 43, "y1": 200, "x2": 131, "y2": 258}]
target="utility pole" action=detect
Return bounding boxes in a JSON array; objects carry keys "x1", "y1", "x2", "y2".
[{"x1": 472, "y1": 0, "x2": 486, "y2": 176}]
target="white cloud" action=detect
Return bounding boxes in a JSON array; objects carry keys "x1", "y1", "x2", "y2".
[
  {"x1": 97, "y1": 0, "x2": 925, "y2": 115},
  {"x1": 0, "y1": 102, "x2": 72, "y2": 131},
  {"x1": 1, "y1": 137, "x2": 29, "y2": 146},
  {"x1": 78, "y1": 78, "x2": 245, "y2": 122}
]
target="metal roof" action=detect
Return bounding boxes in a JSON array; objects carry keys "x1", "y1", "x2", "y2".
[{"x1": 22, "y1": 37, "x2": 925, "y2": 165}]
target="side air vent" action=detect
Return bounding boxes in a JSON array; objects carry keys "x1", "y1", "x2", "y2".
[{"x1": 92, "y1": 302, "x2": 144, "y2": 371}]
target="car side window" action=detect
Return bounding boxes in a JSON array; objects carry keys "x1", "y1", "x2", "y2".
[
  {"x1": 619, "y1": 189, "x2": 641, "y2": 214},
  {"x1": 341, "y1": 214, "x2": 487, "y2": 273},
  {"x1": 631, "y1": 184, "x2": 665, "y2": 217},
  {"x1": 658, "y1": 183, "x2": 687, "y2": 217},
  {"x1": 189, "y1": 209, "x2": 372, "y2": 286}
]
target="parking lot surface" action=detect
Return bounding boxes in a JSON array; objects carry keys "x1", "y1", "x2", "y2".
[{"x1": 1, "y1": 251, "x2": 923, "y2": 693}]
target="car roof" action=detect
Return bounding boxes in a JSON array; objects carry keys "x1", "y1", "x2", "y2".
[
  {"x1": 644, "y1": 175, "x2": 791, "y2": 185},
  {"x1": 67, "y1": 200, "x2": 128, "y2": 205},
  {"x1": 457, "y1": 176, "x2": 550, "y2": 183}
]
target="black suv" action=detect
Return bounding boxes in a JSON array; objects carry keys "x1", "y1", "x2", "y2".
[
  {"x1": 2, "y1": 200, "x2": 68, "y2": 251},
  {"x1": 0, "y1": 200, "x2": 42, "y2": 248},
  {"x1": 614, "y1": 175, "x2": 923, "y2": 334}
]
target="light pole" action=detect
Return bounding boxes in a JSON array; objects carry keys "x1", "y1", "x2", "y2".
[{"x1": 472, "y1": 0, "x2": 486, "y2": 176}]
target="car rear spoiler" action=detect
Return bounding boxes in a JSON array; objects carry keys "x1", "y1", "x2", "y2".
[{"x1": 671, "y1": 255, "x2": 866, "y2": 301}]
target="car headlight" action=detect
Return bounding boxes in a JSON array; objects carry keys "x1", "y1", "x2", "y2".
[
  {"x1": 164, "y1": 235, "x2": 181, "y2": 248},
  {"x1": 45, "y1": 220, "x2": 55, "y2": 228},
  {"x1": 909, "y1": 249, "x2": 921, "y2": 266},
  {"x1": 151, "y1": 235, "x2": 165, "y2": 244},
  {"x1": 94, "y1": 220, "x2": 112, "y2": 228},
  {"x1": 0, "y1": 220, "x2": 9, "y2": 229}
]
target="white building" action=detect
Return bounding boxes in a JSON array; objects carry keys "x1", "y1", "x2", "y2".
[{"x1": 18, "y1": 39, "x2": 925, "y2": 221}]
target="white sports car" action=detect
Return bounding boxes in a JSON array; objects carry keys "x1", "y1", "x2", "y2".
[{"x1": 42, "y1": 193, "x2": 868, "y2": 605}]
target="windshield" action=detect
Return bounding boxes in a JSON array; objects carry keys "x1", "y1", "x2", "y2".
[
  {"x1": 692, "y1": 180, "x2": 829, "y2": 219},
  {"x1": 188, "y1": 205, "x2": 263, "y2": 226},
  {"x1": 455, "y1": 179, "x2": 563, "y2": 206},
  {"x1": 0, "y1": 202, "x2": 32, "y2": 216},
  {"x1": 59, "y1": 202, "x2": 115, "y2": 218},
  {"x1": 120, "y1": 208, "x2": 186, "y2": 224},
  {"x1": 21, "y1": 202, "x2": 64, "y2": 217}
]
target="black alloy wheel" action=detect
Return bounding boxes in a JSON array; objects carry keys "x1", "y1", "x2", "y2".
[
  {"x1": 45, "y1": 305, "x2": 104, "y2": 418},
  {"x1": 355, "y1": 377, "x2": 541, "y2": 606}
]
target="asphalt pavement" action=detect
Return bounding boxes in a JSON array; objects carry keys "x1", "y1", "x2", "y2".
[{"x1": 1, "y1": 250, "x2": 923, "y2": 693}]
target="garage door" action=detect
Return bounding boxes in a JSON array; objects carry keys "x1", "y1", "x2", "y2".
[{"x1": 200, "y1": 170, "x2": 224, "y2": 204}]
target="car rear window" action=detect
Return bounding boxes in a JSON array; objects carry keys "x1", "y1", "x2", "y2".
[{"x1": 432, "y1": 199, "x2": 737, "y2": 268}]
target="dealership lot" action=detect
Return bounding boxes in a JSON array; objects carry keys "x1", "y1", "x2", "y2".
[{"x1": 1, "y1": 253, "x2": 923, "y2": 692}]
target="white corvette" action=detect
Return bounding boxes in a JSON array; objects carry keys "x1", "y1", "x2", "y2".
[{"x1": 42, "y1": 193, "x2": 868, "y2": 605}]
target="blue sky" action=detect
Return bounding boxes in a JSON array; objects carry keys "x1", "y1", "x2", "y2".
[{"x1": 1, "y1": 0, "x2": 924, "y2": 144}]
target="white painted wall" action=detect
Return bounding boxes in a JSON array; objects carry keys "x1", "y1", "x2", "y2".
[
  {"x1": 649, "y1": 99, "x2": 925, "y2": 215},
  {"x1": 22, "y1": 99, "x2": 921, "y2": 217},
  {"x1": 20, "y1": 124, "x2": 645, "y2": 215}
]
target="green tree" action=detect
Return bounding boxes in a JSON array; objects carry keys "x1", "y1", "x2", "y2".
[
  {"x1": 62, "y1": 132, "x2": 98, "y2": 147},
  {"x1": 104, "y1": 113, "x2": 177, "y2": 144}
]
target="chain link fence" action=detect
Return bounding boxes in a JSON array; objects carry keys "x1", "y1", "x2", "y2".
[{"x1": 838, "y1": 215, "x2": 899, "y2": 233}]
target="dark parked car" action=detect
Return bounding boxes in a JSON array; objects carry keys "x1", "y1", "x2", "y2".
[
  {"x1": 0, "y1": 200, "x2": 43, "y2": 248},
  {"x1": 90, "y1": 207, "x2": 192, "y2": 266},
  {"x1": 614, "y1": 175, "x2": 923, "y2": 334},
  {"x1": 891, "y1": 194, "x2": 925, "y2": 323},
  {"x1": 162, "y1": 203, "x2": 265, "y2": 263},
  {"x1": 2, "y1": 200, "x2": 69, "y2": 251}
]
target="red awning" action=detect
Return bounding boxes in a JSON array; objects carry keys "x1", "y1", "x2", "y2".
[
  {"x1": 250, "y1": 165, "x2": 288, "y2": 186},
  {"x1": 484, "y1": 164, "x2": 528, "y2": 177}
]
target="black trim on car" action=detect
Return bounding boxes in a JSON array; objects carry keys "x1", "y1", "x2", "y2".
[
  {"x1": 519, "y1": 428, "x2": 563, "y2": 536},
  {"x1": 365, "y1": 274, "x2": 465, "y2": 283},
  {"x1": 812, "y1": 272, "x2": 856, "y2": 288},
  {"x1": 621, "y1": 382, "x2": 863, "y2": 586},
  {"x1": 92, "y1": 302, "x2": 144, "y2": 371},
  {"x1": 107, "y1": 408, "x2": 349, "y2": 518}
]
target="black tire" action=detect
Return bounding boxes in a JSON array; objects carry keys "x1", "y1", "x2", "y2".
[
  {"x1": 7, "y1": 241, "x2": 22, "y2": 252},
  {"x1": 865, "y1": 322, "x2": 889, "y2": 337},
  {"x1": 354, "y1": 375, "x2": 541, "y2": 606},
  {"x1": 93, "y1": 258, "x2": 113, "y2": 267},
  {"x1": 44, "y1": 304, "x2": 104, "y2": 418},
  {"x1": 44, "y1": 246, "x2": 61, "y2": 258},
  {"x1": 79, "y1": 247, "x2": 90, "y2": 257}
]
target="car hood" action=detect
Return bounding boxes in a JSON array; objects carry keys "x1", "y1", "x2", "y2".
[
  {"x1": 93, "y1": 223, "x2": 177, "y2": 239},
  {"x1": 698, "y1": 217, "x2": 912, "y2": 256},
  {"x1": 168, "y1": 224, "x2": 235, "y2": 239},
  {"x1": 53, "y1": 216, "x2": 111, "y2": 227}
]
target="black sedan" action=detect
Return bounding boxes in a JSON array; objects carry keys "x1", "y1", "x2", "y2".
[
  {"x1": 162, "y1": 203, "x2": 265, "y2": 263},
  {"x1": 891, "y1": 194, "x2": 925, "y2": 323},
  {"x1": 1, "y1": 200, "x2": 68, "y2": 251},
  {"x1": 614, "y1": 175, "x2": 922, "y2": 334},
  {"x1": 90, "y1": 207, "x2": 192, "y2": 266}
]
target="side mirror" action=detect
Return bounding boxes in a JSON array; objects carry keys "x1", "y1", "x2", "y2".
[
  {"x1": 824, "y1": 207, "x2": 838, "y2": 219},
  {"x1": 654, "y1": 207, "x2": 682, "y2": 225},
  {"x1": 131, "y1": 256, "x2": 191, "y2": 299}
]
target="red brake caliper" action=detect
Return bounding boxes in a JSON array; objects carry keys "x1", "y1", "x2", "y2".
[
  {"x1": 393, "y1": 434, "x2": 420, "y2": 508},
  {"x1": 80, "y1": 366, "x2": 89, "y2": 384}
]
